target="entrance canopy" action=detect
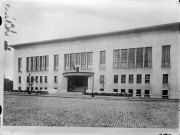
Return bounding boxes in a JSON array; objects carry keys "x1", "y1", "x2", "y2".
[{"x1": 63, "y1": 72, "x2": 94, "y2": 77}]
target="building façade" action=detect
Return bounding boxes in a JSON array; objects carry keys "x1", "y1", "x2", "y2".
[{"x1": 10, "y1": 22, "x2": 180, "y2": 99}]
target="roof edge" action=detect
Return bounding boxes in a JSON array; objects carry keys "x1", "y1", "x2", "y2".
[{"x1": 10, "y1": 22, "x2": 180, "y2": 48}]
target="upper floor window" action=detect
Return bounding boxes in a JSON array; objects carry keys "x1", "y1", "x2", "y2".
[
  {"x1": 137, "y1": 74, "x2": 142, "y2": 83},
  {"x1": 87, "y1": 52, "x2": 93, "y2": 65},
  {"x1": 45, "y1": 55, "x2": 49, "y2": 71},
  {"x1": 76, "y1": 53, "x2": 80, "y2": 65},
  {"x1": 81, "y1": 52, "x2": 87, "y2": 70},
  {"x1": 114, "y1": 75, "x2": 118, "y2": 83},
  {"x1": 113, "y1": 50, "x2": 120, "y2": 68},
  {"x1": 144, "y1": 47, "x2": 152, "y2": 67},
  {"x1": 40, "y1": 76, "x2": 43, "y2": 83},
  {"x1": 121, "y1": 49, "x2": 127, "y2": 68},
  {"x1": 40, "y1": 56, "x2": 45, "y2": 71},
  {"x1": 18, "y1": 58, "x2": 22, "y2": 72},
  {"x1": 70, "y1": 53, "x2": 76, "y2": 70},
  {"x1": 36, "y1": 56, "x2": 40, "y2": 71},
  {"x1": 27, "y1": 57, "x2": 31, "y2": 71},
  {"x1": 64, "y1": 54, "x2": 70, "y2": 70},
  {"x1": 100, "y1": 51, "x2": 106, "y2": 69},
  {"x1": 145, "y1": 74, "x2": 150, "y2": 83},
  {"x1": 128, "y1": 48, "x2": 135, "y2": 68},
  {"x1": 121, "y1": 75, "x2": 126, "y2": 83},
  {"x1": 136, "y1": 48, "x2": 143, "y2": 68},
  {"x1": 163, "y1": 74, "x2": 168, "y2": 83},
  {"x1": 35, "y1": 76, "x2": 38, "y2": 83},
  {"x1": 162, "y1": 45, "x2": 170, "y2": 67},
  {"x1": 54, "y1": 55, "x2": 59, "y2": 71}
]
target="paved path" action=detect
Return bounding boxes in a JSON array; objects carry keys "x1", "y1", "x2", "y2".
[{"x1": 3, "y1": 94, "x2": 179, "y2": 128}]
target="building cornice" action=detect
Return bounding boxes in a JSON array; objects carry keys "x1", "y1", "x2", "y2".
[{"x1": 10, "y1": 22, "x2": 180, "y2": 49}]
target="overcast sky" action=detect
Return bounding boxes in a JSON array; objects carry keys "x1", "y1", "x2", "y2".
[{"x1": 4, "y1": 0, "x2": 180, "y2": 79}]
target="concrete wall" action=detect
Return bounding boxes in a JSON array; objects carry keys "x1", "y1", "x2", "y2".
[{"x1": 13, "y1": 29, "x2": 179, "y2": 99}]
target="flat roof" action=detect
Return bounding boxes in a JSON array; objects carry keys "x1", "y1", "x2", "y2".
[{"x1": 10, "y1": 22, "x2": 180, "y2": 49}]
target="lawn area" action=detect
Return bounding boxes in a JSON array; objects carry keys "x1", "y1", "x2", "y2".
[{"x1": 3, "y1": 94, "x2": 179, "y2": 128}]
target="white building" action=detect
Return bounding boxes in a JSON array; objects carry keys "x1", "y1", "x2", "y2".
[{"x1": 11, "y1": 22, "x2": 180, "y2": 99}]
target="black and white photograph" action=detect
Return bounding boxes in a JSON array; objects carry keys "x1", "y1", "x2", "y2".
[{"x1": 1, "y1": 0, "x2": 180, "y2": 134}]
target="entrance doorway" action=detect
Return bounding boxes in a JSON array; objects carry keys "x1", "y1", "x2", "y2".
[{"x1": 68, "y1": 76, "x2": 88, "y2": 92}]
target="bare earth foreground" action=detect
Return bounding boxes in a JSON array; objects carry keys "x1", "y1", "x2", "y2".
[{"x1": 3, "y1": 93, "x2": 179, "y2": 128}]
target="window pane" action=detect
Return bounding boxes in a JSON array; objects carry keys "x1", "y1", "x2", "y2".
[
  {"x1": 76, "y1": 53, "x2": 80, "y2": 65},
  {"x1": 121, "y1": 49, "x2": 127, "y2": 68},
  {"x1": 113, "y1": 50, "x2": 120, "y2": 68},
  {"x1": 137, "y1": 74, "x2": 142, "y2": 83},
  {"x1": 114, "y1": 75, "x2": 118, "y2": 83},
  {"x1": 70, "y1": 53, "x2": 76, "y2": 70},
  {"x1": 136, "y1": 48, "x2": 143, "y2": 68},
  {"x1": 100, "y1": 51, "x2": 106, "y2": 64},
  {"x1": 128, "y1": 48, "x2": 135, "y2": 68},
  {"x1": 144, "y1": 47, "x2": 152, "y2": 67},
  {"x1": 145, "y1": 74, "x2": 150, "y2": 83},
  {"x1": 121, "y1": 75, "x2": 126, "y2": 83},
  {"x1": 87, "y1": 52, "x2": 93, "y2": 65},
  {"x1": 129, "y1": 75, "x2": 133, "y2": 83},
  {"x1": 81, "y1": 52, "x2": 87, "y2": 69},
  {"x1": 100, "y1": 75, "x2": 104, "y2": 84},
  {"x1": 162, "y1": 45, "x2": 170, "y2": 67}
]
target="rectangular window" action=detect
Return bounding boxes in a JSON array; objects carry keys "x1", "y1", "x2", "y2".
[
  {"x1": 70, "y1": 53, "x2": 76, "y2": 70},
  {"x1": 35, "y1": 87, "x2": 38, "y2": 90},
  {"x1": 18, "y1": 87, "x2": 21, "y2": 91},
  {"x1": 121, "y1": 75, "x2": 126, "y2": 83},
  {"x1": 40, "y1": 76, "x2": 43, "y2": 83},
  {"x1": 65, "y1": 54, "x2": 69, "y2": 70},
  {"x1": 144, "y1": 90, "x2": 150, "y2": 97},
  {"x1": 31, "y1": 87, "x2": 34, "y2": 91},
  {"x1": 76, "y1": 53, "x2": 80, "y2": 65},
  {"x1": 40, "y1": 56, "x2": 45, "y2": 71},
  {"x1": 35, "y1": 76, "x2": 38, "y2": 83},
  {"x1": 129, "y1": 75, "x2": 133, "y2": 83},
  {"x1": 81, "y1": 52, "x2": 87, "y2": 70},
  {"x1": 27, "y1": 57, "x2": 31, "y2": 71},
  {"x1": 100, "y1": 51, "x2": 106, "y2": 64},
  {"x1": 54, "y1": 55, "x2": 59, "y2": 71},
  {"x1": 128, "y1": 48, "x2": 135, "y2": 68},
  {"x1": 162, "y1": 90, "x2": 168, "y2": 95},
  {"x1": 54, "y1": 76, "x2": 58, "y2": 83},
  {"x1": 136, "y1": 48, "x2": 143, "y2": 68},
  {"x1": 121, "y1": 89, "x2": 125, "y2": 93},
  {"x1": 136, "y1": 89, "x2": 141, "y2": 96},
  {"x1": 18, "y1": 76, "x2": 21, "y2": 83},
  {"x1": 44, "y1": 87, "x2": 47, "y2": 90},
  {"x1": 45, "y1": 76, "x2": 48, "y2": 83},
  {"x1": 114, "y1": 89, "x2": 118, "y2": 92},
  {"x1": 163, "y1": 74, "x2": 168, "y2": 83},
  {"x1": 18, "y1": 58, "x2": 22, "y2": 72},
  {"x1": 113, "y1": 50, "x2": 120, "y2": 68},
  {"x1": 162, "y1": 45, "x2": 170, "y2": 67},
  {"x1": 27, "y1": 76, "x2": 30, "y2": 83},
  {"x1": 100, "y1": 75, "x2": 104, "y2": 84},
  {"x1": 121, "y1": 49, "x2": 127, "y2": 68},
  {"x1": 87, "y1": 52, "x2": 93, "y2": 67},
  {"x1": 36, "y1": 56, "x2": 40, "y2": 71},
  {"x1": 128, "y1": 89, "x2": 133, "y2": 94},
  {"x1": 40, "y1": 87, "x2": 43, "y2": 90},
  {"x1": 137, "y1": 74, "x2": 142, "y2": 83},
  {"x1": 31, "y1": 57, "x2": 34, "y2": 71},
  {"x1": 145, "y1": 74, "x2": 150, "y2": 83},
  {"x1": 144, "y1": 47, "x2": 152, "y2": 67},
  {"x1": 31, "y1": 76, "x2": 34, "y2": 83},
  {"x1": 114, "y1": 75, "x2": 118, "y2": 83},
  {"x1": 45, "y1": 55, "x2": 49, "y2": 71}
]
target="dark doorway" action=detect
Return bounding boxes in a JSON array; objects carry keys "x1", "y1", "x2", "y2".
[{"x1": 68, "y1": 76, "x2": 88, "y2": 92}]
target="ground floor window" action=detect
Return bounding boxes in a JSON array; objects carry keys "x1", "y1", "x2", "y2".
[
  {"x1": 31, "y1": 87, "x2": 33, "y2": 91},
  {"x1": 128, "y1": 89, "x2": 133, "y2": 94},
  {"x1": 40, "y1": 87, "x2": 43, "y2": 90},
  {"x1": 114, "y1": 89, "x2": 118, "y2": 92},
  {"x1": 144, "y1": 90, "x2": 150, "y2": 97},
  {"x1": 35, "y1": 87, "x2": 38, "y2": 90},
  {"x1": 162, "y1": 90, "x2": 168, "y2": 98},
  {"x1": 121, "y1": 89, "x2": 125, "y2": 93},
  {"x1": 18, "y1": 87, "x2": 21, "y2": 91},
  {"x1": 136, "y1": 89, "x2": 141, "y2": 96},
  {"x1": 100, "y1": 88, "x2": 104, "y2": 91},
  {"x1": 54, "y1": 87, "x2": 57, "y2": 89},
  {"x1": 44, "y1": 87, "x2": 47, "y2": 90}
]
